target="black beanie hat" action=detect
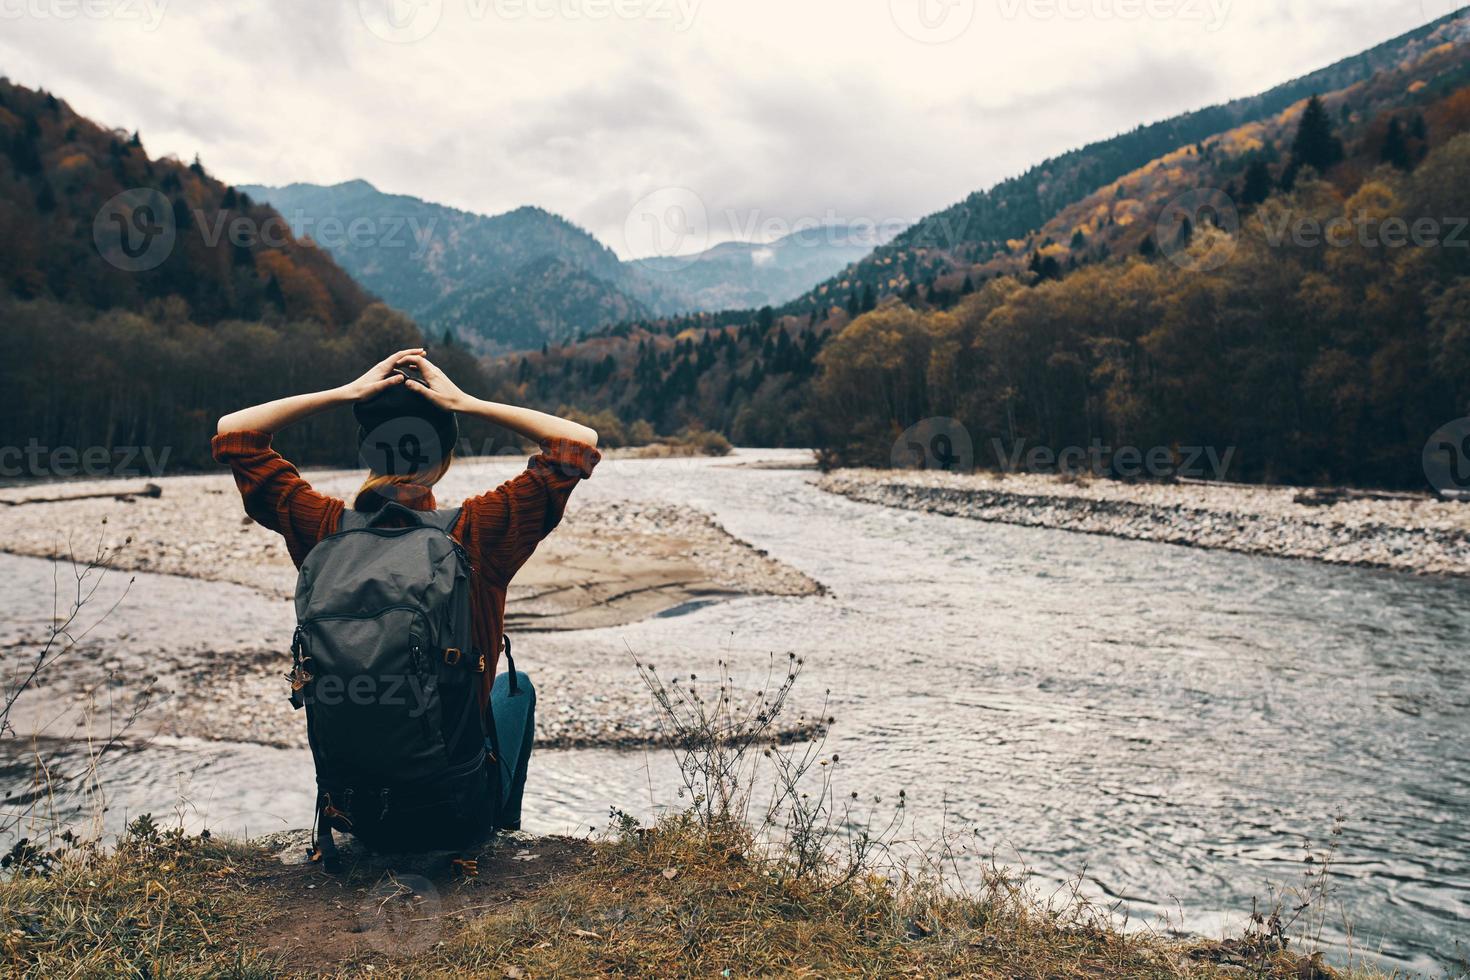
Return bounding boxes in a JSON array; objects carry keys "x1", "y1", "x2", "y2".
[{"x1": 353, "y1": 368, "x2": 459, "y2": 475}]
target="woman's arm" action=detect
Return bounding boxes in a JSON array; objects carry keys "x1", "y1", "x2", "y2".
[
  {"x1": 215, "y1": 347, "x2": 424, "y2": 435},
  {"x1": 396, "y1": 353, "x2": 598, "y2": 447}
]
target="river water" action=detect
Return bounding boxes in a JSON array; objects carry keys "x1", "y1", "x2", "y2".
[{"x1": 3, "y1": 450, "x2": 1468, "y2": 975}]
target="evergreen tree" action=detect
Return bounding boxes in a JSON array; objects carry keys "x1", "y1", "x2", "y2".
[
  {"x1": 1380, "y1": 118, "x2": 1411, "y2": 170},
  {"x1": 1139, "y1": 235, "x2": 1157, "y2": 258},
  {"x1": 264, "y1": 274, "x2": 286, "y2": 310},
  {"x1": 1175, "y1": 216, "x2": 1194, "y2": 249},
  {"x1": 1283, "y1": 95, "x2": 1343, "y2": 188},
  {"x1": 1241, "y1": 159, "x2": 1273, "y2": 206}
]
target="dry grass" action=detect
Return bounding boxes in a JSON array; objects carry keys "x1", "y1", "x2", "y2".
[
  {"x1": 0, "y1": 809, "x2": 1392, "y2": 979},
  {"x1": 0, "y1": 817, "x2": 282, "y2": 977},
  {"x1": 428, "y1": 815, "x2": 1226, "y2": 979}
]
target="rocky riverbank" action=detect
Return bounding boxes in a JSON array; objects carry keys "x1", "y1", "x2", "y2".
[{"x1": 817, "y1": 469, "x2": 1470, "y2": 577}]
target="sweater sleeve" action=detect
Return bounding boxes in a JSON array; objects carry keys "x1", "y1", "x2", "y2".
[
  {"x1": 455, "y1": 437, "x2": 601, "y2": 585},
  {"x1": 211, "y1": 430, "x2": 344, "y2": 567}
]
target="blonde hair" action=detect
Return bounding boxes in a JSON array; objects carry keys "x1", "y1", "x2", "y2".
[{"x1": 353, "y1": 452, "x2": 454, "y2": 512}]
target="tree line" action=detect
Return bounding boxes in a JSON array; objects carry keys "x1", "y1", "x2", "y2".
[{"x1": 812, "y1": 133, "x2": 1470, "y2": 487}]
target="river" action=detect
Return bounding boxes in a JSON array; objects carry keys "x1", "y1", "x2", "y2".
[{"x1": 3, "y1": 450, "x2": 1467, "y2": 975}]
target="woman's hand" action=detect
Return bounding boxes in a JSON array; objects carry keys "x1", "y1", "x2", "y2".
[
  {"x1": 397, "y1": 354, "x2": 471, "y2": 412},
  {"x1": 217, "y1": 348, "x2": 428, "y2": 436},
  {"x1": 339, "y1": 348, "x2": 425, "y2": 402}
]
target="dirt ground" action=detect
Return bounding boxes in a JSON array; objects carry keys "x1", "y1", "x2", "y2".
[{"x1": 245, "y1": 830, "x2": 592, "y2": 974}]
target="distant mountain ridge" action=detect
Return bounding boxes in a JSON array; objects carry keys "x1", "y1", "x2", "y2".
[
  {"x1": 633, "y1": 223, "x2": 893, "y2": 314},
  {"x1": 239, "y1": 179, "x2": 669, "y2": 353},
  {"x1": 240, "y1": 181, "x2": 879, "y2": 353}
]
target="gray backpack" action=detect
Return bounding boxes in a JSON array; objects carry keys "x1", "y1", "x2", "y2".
[{"x1": 288, "y1": 502, "x2": 494, "y2": 859}]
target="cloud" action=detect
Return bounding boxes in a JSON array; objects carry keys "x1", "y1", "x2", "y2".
[{"x1": 0, "y1": 0, "x2": 1435, "y2": 257}]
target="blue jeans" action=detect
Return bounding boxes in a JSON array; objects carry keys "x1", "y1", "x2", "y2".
[{"x1": 487, "y1": 668, "x2": 535, "y2": 831}]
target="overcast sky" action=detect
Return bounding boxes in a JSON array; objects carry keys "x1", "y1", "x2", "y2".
[{"x1": 0, "y1": 0, "x2": 1447, "y2": 257}]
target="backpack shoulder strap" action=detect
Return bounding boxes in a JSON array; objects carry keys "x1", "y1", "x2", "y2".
[{"x1": 425, "y1": 506, "x2": 464, "y2": 535}]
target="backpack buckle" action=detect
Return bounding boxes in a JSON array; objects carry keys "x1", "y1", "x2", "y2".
[
  {"x1": 476, "y1": 652, "x2": 486, "y2": 673},
  {"x1": 443, "y1": 647, "x2": 462, "y2": 666}
]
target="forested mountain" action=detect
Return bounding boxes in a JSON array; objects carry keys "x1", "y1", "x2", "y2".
[
  {"x1": 240, "y1": 180, "x2": 689, "y2": 354},
  {"x1": 790, "y1": 12, "x2": 1470, "y2": 314},
  {"x1": 0, "y1": 79, "x2": 373, "y2": 327},
  {"x1": 632, "y1": 223, "x2": 890, "y2": 314},
  {"x1": 499, "y1": 13, "x2": 1470, "y2": 488},
  {"x1": 0, "y1": 79, "x2": 503, "y2": 470}
]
